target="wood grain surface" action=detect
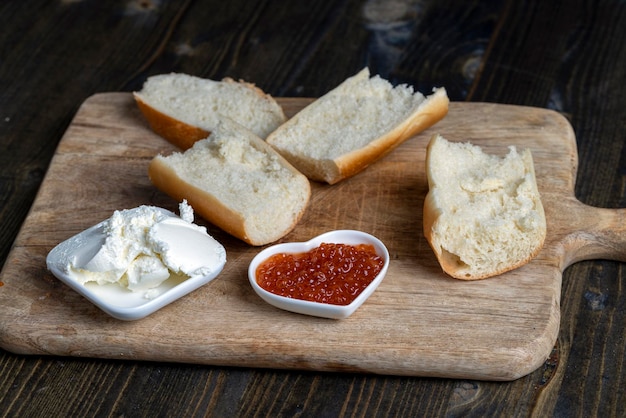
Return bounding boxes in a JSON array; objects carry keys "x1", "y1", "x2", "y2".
[
  {"x1": 1, "y1": 93, "x2": 623, "y2": 381},
  {"x1": 2, "y1": 0, "x2": 626, "y2": 416}
]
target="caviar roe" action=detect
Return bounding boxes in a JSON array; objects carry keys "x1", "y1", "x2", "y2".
[{"x1": 255, "y1": 242, "x2": 384, "y2": 305}]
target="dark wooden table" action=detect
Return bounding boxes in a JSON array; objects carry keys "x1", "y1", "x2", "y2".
[{"x1": 1, "y1": 0, "x2": 625, "y2": 416}]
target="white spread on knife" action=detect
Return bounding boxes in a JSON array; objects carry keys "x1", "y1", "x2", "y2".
[{"x1": 58, "y1": 201, "x2": 226, "y2": 297}]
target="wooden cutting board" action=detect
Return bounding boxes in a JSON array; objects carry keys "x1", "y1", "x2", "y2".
[{"x1": 2, "y1": 93, "x2": 624, "y2": 381}]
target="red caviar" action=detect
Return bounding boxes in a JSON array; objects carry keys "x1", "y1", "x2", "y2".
[{"x1": 255, "y1": 243, "x2": 384, "y2": 305}]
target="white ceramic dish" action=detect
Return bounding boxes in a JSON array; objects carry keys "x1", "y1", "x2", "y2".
[
  {"x1": 248, "y1": 230, "x2": 390, "y2": 319},
  {"x1": 46, "y1": 208, "x2": 226, "y2": 321}
]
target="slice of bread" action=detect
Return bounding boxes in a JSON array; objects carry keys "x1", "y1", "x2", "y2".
[
  {"x1": 266, "y1": 68, "x2": 449, "y2": 184},
  {"x1": 423, "y1": 134, "x2": 547, "y2": 280},
  {"x1": 134, "y1": 73, "x2": 287, "y2": 149},
  {"x1": 148, "y1": 120, "x2": 310, "y2": 246}
]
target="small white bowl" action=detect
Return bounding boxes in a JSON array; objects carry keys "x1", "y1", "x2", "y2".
[
  {"x1": 248, "y1": 230, "x2": 390, "y2": 319},
  {"x1": 46, "y1": 208, "x2": 226, "y2": 321}
]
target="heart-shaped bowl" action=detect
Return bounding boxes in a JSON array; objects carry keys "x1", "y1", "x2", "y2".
[{"x1": 248, "y1": 230, "x2": 390, "y2": 319}]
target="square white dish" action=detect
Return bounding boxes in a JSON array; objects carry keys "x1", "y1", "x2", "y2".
[{"x1": 46, "y1": 208, "x2": 226, "y2": 320}]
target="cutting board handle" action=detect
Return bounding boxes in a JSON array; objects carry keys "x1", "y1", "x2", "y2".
[{"x1": 556, "y1": 196, "x2": 626, "y2": 267}]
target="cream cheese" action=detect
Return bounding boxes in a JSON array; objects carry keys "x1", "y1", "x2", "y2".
[{"x1": 61, "y1": 201, "x2": 226, "y2": 297}]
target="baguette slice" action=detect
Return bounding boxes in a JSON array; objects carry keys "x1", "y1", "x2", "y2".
[
  {"x1": 134, "y1": 73, "x2": 287, "y2": 149},
  {"x1": 423, "y1": 134, "x2": 546, "y2": 280},
  {"x1": 148, "y1": 120, "x2": 310, "y2": 246},
  {"x1": 266, "y1": 67, "x2": 449, "y2": 184}
]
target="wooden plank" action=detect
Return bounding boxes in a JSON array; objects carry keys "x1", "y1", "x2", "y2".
[{"x1": 1, "y1": 93, "x2": 624, "y2": 381}]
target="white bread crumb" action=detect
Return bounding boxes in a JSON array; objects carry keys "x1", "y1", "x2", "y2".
[{"x1": 423, "y1": 134, "x2": 547, "y2": 280}]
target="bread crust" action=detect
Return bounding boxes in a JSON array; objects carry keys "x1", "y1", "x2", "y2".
[
  {"x1": 135, "y1": 94, "x2": 210, "y2": 150},
  {"x1": 134, "y1": 75, "x2": 286, "y2": 150},
  {"x1": 423, "y1": 135, "x2": 547, "y2": 280},
  {"x1": 148, "y1": 126, "x2": 311, "y2": 246},
  {"x1": 266, "y1": 71, "x2": 450, "y2": 185},
  {"x1": 148, "y1": 157, "x2": 250, "y2": 242},
  {"x1": 333, "y1": 87, "x2": 449, "y2": 184}
]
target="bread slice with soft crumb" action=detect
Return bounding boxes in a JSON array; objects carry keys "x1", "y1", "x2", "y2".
[
  {"x1": 134, "y1": 73, "x2": 287, "y2": 149},
  {"x1": 266, "y1": 67, "x2": 449, "y2": 184},
  {"x1": 148, "y1": 120, "x2": 310, "y2": 246},
  {"x1": 423, "y1": 134, "x2": 547, "y2": 280}
]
